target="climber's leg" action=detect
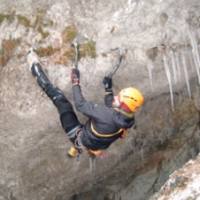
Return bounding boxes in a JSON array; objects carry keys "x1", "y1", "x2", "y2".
[{"x1": 26, "y1": 48, "x2": 81, "y2": 143}]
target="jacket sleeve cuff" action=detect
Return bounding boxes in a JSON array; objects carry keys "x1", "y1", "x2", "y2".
[{"x1": 105, "y1": 88, "x2": 113, "y2": 93}]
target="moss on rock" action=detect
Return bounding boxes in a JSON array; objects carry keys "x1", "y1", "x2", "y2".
[
  {"x1": 79, "y1": 41, "x2": 96, "y2": 59},
  {"x1": 36, "y1": 46, "x2": 59, "y2": 56},
  {"x1": 62, "y1": 26, "x2": 77, "y2": 44},
  {"x1": 0, "y1": 13, "x2": 15, "y2": 25},
  {"x1": 37, "y1": 25, "x2": 50, "y2": 39},
  {"x1": 17, "y1": 15, "x2": 30, "y2": 28},
  {"x1": 0, "y1": 39, "x2": 20, "y2": 66}
]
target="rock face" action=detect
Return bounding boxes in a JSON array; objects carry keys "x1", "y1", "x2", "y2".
[
  {"x1": 0, "y1": 0, "x2": 200, "y2": 200},
  {"x1": 150, "y1": 153, "x2": 200, "y2": 200}
]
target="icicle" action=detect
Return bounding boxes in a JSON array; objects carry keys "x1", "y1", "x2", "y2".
[
  {"x1": 193, "y1": 56, "x2": 200, "y2": 84},
  {"x1": 198, "y1": 29, "x2": 200, "y2": 38},
  {"x1": 175, "y1": 52, "x2": 181, "y2": 82},
  {"x1": 189, "y1": 51, "x2": 196, "y2": 73},
  {"x1": 188, "y1": 29, "x2": 200, "y2": 83},
  {"x1": 163, "y1": 55, "x2": 174, "y2": 111},
  {"x1": 147, "y1": 60, "x2": 154, "y2": 91},
  {"x1": 190, "y1": 46, "x2": 200, "y2": 84},
  {"x1": 189, "y1": 30, "x2": 200, "y2": 63},
  {"x1": 170, "y1": 51, "x2": 177, "y2": 85},
  {"x1": 89, "y1": 156, "x2": 96, "y2": 173},
  {"x1": 181, "y1": 50, "x2": 191, "y2": 98}
]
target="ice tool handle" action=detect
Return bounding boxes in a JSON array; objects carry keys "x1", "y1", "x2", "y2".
[
  {"x1": 72, "y1": 40, "x2": 78, "y2": 69},
  {"x1": 108, "y1": 47, "x2": 123, "y2": 79}
]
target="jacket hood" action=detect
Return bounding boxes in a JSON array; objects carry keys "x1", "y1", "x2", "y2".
[{"x1": 113, "y1": 110, "x2": 135, "y2": 129}]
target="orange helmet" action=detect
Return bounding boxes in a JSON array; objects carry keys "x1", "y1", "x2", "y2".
[{"x1": 118, "y1": 87, "x2": 144, "y2": 112}]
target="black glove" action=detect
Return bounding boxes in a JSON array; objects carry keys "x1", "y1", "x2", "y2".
[
  {"x1": 71, "y1": 69, "x2": 80, "y2": 85},
  {"x1": 103, "y1": 76, "x2": 112, "y2": 92}
]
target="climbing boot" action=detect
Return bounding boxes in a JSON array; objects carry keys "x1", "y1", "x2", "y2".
[
  {"x1": 67, "y1": 147, "x2": 78, "y2": 158},
  {"x1": 26, "y1": 48, "x2": 51, "y2": 90},
  {"x1": 26, "y1": 48, "x2": 39, "y2": 69}
]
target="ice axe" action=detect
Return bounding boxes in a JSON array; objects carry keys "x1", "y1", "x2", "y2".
[
  {"x1": 72, "y1": 39, "x2": 78, "y2": 69},
  {"x1": 108, "y1": 47, "x2": 123, "y2": 78}
]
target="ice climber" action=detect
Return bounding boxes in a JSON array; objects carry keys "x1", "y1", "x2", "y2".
[{"x1": 26, "y1": 48, "x2": 144, "y2": 158}]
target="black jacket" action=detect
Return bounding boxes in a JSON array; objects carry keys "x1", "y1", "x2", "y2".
[{"x1": 73, "y1": 85, "x2": 135, "y2": 150}]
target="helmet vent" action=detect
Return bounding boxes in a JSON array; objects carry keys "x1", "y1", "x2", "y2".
[{"x1": 123, "y1": 95, "x2": 137, "y2": 102}]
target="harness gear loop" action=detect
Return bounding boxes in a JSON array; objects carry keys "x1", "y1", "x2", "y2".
[{"x1": 74, "y1": 128, "x2": 85, "y2": 151}]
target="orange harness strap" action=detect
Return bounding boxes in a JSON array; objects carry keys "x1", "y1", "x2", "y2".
[
  {"x1": 84, "y1": 147, "x2": 103, "y2": 155},
  {"x1": 121, "y1": 129, "x2": 127, "y2": 139},
  {"x1": 83, "y1": 147, "x2": 108, "y2": 158},
  {"x1": 74, "y1": 129, "x2": 107, "y2": 157},
  {"x1": 90, "y1": 120, "x2": 126, "y2": 138},
  {"x1": 79, "y1": 120, "x2": 127, "y2": 158}
]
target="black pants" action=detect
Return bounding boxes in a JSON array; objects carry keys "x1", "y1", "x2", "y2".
[
  {"x1": 33, "y1": 63, "x2": 81, "y2": 144},
  {"x1": 45, "y1": 84, "x2": 81, "y2": 133}
]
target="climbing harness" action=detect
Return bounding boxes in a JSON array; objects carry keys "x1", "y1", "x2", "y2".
[
  {"x1": 73, "y1": 128, "x2": 108, "y2": 159},
  {"x1": 72, "y1": 116, "x2": 127, "y2": 159},
  {"x1": 108, "y1": 47, "x2": 124, "y2": 78},
  {"x1": 68, "y1": 123, "x2": 112, "y2": 160}
]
